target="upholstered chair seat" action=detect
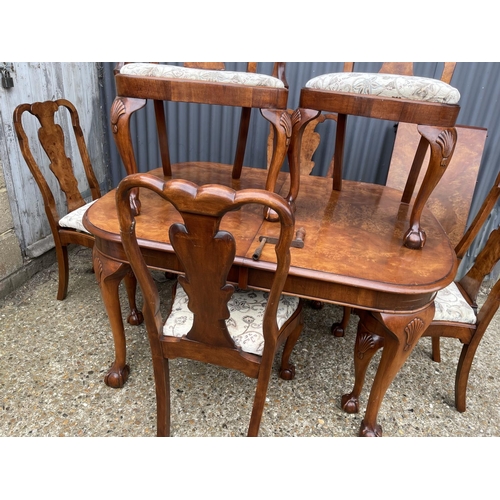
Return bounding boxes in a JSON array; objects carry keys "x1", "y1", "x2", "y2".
[
  {"x1": 433, "y1": 281, "x2": 477, "y2": 324},
  {"x1": 305, "y1": 72, "x2": 460, "y2": 104},
  {"x1": 58, "y1": 200, "x2": 98, "y2": 234},
  {"x1": 164, "y1": 282, "x2": 300, "y2": 356},
  {"x1": 120, "y1": 63, "x2": 286, "y2": 88}
]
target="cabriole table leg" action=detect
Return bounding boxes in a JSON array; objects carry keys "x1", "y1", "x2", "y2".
[
  {"x1": 93, "y1": 246, "x2": 135, "y2": 388},
  {"x1": 345, "y1": 304, "x2": 435, "y2": 436}
]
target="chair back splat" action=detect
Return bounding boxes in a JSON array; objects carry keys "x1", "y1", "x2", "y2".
[{"x1": 116, "y1": 174, "x2": 304, "y2": 436}]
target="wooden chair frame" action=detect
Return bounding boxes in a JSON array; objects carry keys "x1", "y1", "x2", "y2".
[
  {"x1": 13, "y1": 99, "x2": 101, "y2": 300},
  {"x1": 116, "y1": 174, "x2": 304, "y2": 436},
  {"x1": 13, "y1": 99, "x2": 141, "y2": 324},
  {"x1": 291, "y1": 62, "x2": 460, "y2": 249},
  {"x1": 111, "y1": 63, "x2": 293, "y2": 218}
]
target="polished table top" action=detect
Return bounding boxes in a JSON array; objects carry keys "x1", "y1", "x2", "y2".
[{"x1": 85, "y1": 163, "x2": 457, "y2": 313}]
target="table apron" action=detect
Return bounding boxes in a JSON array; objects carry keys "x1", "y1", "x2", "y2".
[
  {"x1": 247, "y1": 268, "x2": 437, "y2": 314},
  {"x1": 95, "y1": 237, "x2": 437, "y2": 315}
]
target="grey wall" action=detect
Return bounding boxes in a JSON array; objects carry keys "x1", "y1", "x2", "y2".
[{"x1": 99, "y1": 62, "x2": 500, "y2": 278}]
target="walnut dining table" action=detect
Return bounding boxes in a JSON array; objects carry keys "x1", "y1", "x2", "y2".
[{"x1": 83, "y1": 162, "x2": 457, "y2": 437}]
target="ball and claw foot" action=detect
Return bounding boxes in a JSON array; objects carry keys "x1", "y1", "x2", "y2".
[
  {"x1": 104, "y1": 364, "x2": 130, "y2": 388},
  {"x1": 359, "y1": 420, "x2": 383, "y2": 437},
  {"x1": 403, "y1": 227, "x2": 426, "y2": 249},
  {"x1": 341, "y1": 393, "x2": 359, "y2": 414},
  {"x1": 331, "y1": 322, "x2": 345, "y2": 337},
  {"x1": 279, "y1": 364, "x2": 296, "y2": 380},
  {"x1": 127, "y1": 309, "x2": 144, "y2": 326}
]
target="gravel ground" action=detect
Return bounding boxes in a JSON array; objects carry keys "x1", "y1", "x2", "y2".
[
  {"x1": 1, "y1": 246, "x2": 499, "y2": 439},
  {"x1": 1, "y1": 245, "x2": 497, "y2": 497}
]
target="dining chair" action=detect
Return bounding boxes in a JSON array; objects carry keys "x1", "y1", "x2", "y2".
[
  {"x1": 111, "y1": 63, "x2": 293, "y2": 218},
  {"x1": 116, "y1": 173, "x2": 304, "y2": 436},
  {"x1": 295, "y1": 62, "x2": 461, "y2": 249},
  {"x1": 13, "y1": 99, "x2": 102, "y2": 300},
  {"x1": 13, "y1": 100, "x2": 141, "y2": 320},
  {"x1": 342, "y1": 167, "x2": 500, "y2": 414}
]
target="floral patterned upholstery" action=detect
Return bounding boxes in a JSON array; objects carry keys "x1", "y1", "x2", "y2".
[
  {"x1": 120, "y1": 63, "x2": 285, "y2": 89},
  {"x1": 163, "y1": 282, "x2": 300, "y2": 356},
  {"x1": 433, "y1": 282, "x2": 477, "y2": 324},
  {"x1": 58, "y1": 200, "x2": 97, "y2": 234},
  {"x1": 305, "y1": 72, "x2": 460, "y2": 104}
]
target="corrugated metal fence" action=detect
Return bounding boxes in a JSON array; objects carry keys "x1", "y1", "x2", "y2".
[{"x1": 99, "y1": 62, "x2": 500, "y2": 279}]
